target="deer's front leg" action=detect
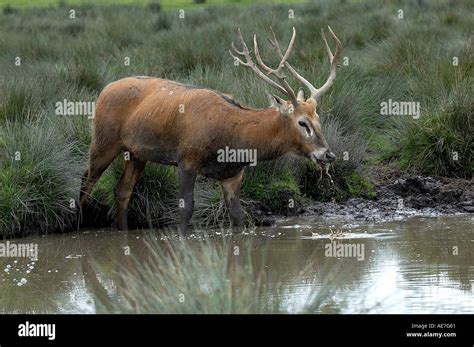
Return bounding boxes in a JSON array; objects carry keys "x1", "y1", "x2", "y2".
[
  {"x1": 221, "y1": 170, "x2": 244, "y2": 229},
  {"x1": 178, "y1": 163, "x2": 197, "y2": 234}
]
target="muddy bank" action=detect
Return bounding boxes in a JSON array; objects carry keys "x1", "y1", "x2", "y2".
[
  {"x1": 257, "y1": 173, "x2": 473, "y2": 225},
  {"x1": 308, "y1": 174, "x2": 473, "y2": 221}
]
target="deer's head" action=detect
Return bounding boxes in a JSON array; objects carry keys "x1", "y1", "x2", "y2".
[{"x1": 230, "y1": 26, "x2": 342, "y2": 166}]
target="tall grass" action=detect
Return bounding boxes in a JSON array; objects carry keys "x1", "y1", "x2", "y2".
[
  {"x1": 0, "y1": 120, "x2": 83, "y2": 235},
  {"x1": 399, "y1": 90, "x2": 473, "y2": 178}
]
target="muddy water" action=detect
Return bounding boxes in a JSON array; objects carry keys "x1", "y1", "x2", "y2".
[{"x1": 0, "y1": 214, "x2": 473, "y2": 314}]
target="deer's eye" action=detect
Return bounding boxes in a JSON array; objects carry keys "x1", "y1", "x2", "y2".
[{"x1": 298, "y1": 120, "x2": 313, "y2": 137}]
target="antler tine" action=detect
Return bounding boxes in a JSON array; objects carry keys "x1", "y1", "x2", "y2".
[
  {"x1": 269, "y1": 26, "x2": 342, "y2": 101},
  {"x1": 320, "y1": 28, "x2": 333, "y2": 61},
  {"x1": 230, "y1": 42, "x2": 245, "y2": 57},
  {"x1": 268, "y1": 27, "x2": 318, "y2": 99},
  {"x1": 255, "y1": 27, "x2": 296, "y2": 77},
  {"x1": 253, "y1": 35, "x2": 274, "y2": 75},
  {"x1": 236, "y1": 27, "x2": 250, "y2": 55},
  {"x1": 313, "y1": 25, "x2": 342, "y2": 100},
  {"x1": 279, "y1": 27, "x2": 297, "y2": 71},
  {"x1": 229, "y1": 28, "x2": 291, "y2": 97},
  {"x1": 268, "y1": 26, "x2": 281, "y2": 55},
  {"x1": 253, "y1": 28, "x2": 298, "y2": 104}
]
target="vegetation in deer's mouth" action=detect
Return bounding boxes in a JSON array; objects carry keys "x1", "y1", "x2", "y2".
[{"x1": 0, "y1": 0, "x2": 472, "y2": 236}]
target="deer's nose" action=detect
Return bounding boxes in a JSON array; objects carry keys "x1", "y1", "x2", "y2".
[{"x1": 325, "y1": 151, "x2": 336, "y2": 162}]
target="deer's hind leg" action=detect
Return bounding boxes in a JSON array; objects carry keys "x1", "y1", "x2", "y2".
[
  {"x1": 114, "y1": 156, "x2": 146, "y2": 230},
  {"x1": 79, "y1": 141, "x2": 121, "y2": 207}
]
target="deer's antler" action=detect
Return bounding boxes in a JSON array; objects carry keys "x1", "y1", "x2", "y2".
[
  {"x1": 229, "y1": 28, "x2": 298, "y2": 105},
  {"x1": 269, "y1": 26, "x2": 342, "y2": 102}
]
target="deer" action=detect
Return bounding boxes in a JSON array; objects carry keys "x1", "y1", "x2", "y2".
[{"x1": 78, "y1": 26, "x2": 342, "y2": 234}]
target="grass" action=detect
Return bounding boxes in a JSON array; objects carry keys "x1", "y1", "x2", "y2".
[
  {"x1": 242, "y1": 160, "x2": 302, "y2": 213},
  {"x1": 0, "y1": 0, "x2": 304, "y2": 10},
  {"x1": 0, "y1": 0, "x2": 472, "y2": 235},
  {"x1": 399, "y1": 90, "x2": 473, "y2": 178},
  {"x1": 0, "y1": 120, "x2": 83, "y2": 235}
]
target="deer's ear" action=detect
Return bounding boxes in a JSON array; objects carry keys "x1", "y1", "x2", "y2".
[
  {"x1": 297, "y1": 88, "x2": 305, "y2": 102},
  {"x1": 267, "y1": 93, "x2": 291, "y2": 117}
]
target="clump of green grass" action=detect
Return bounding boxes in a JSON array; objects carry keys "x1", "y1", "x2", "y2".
[
  {"x1": 243, "y1": 160, "x2": 302, "y2": 214},
  {"x1": 298, "y1": 163, "x2": 341, "y2": 202},
  {"x1": 2, "y1": 4, "x2": 16, "y2": 15},
  {"x1": 63, "y1": 22, "x2": 85, "y2": 37},
  {"x1": 345, "y1": 172, "x2": 376, "y2": 200},
  {"x1": 399, "y1": 92, "x2": 473, "y2": 179},
  {"x1": 0, "y1": 86, "x2": 38, "y2": 124},
  {"x1": 66, "y1": 60, "x2": 106, "y2": 94},
  {"x1": 153, "y1": 12, "x2": 171, "y2": 31},
  {"x1": 0, "y1": 120, "x2": 83, "y2": 235},
  {"x1": 147, "y1": 1, "x2": 162, "y2": 13}
]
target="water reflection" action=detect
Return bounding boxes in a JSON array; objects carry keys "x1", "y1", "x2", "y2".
[{"x1": 0, "y1": 215, "x2": 472, "y2": 313}]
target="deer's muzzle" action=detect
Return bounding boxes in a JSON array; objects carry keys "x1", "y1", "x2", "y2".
[{"x1": 311, "y1": 149, "x2": 336, "y2": 164}]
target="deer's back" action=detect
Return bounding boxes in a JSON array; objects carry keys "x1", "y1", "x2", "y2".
[{"x1": 93, "y1": 77, "x2": 251, "y2": 173}]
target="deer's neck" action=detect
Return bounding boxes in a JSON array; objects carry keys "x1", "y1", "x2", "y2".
[{"x1": 234, "y1": 108, "x2": 292, "y2": 162}]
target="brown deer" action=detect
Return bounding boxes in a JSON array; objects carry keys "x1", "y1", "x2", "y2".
[{"x1": 79, "y1": 26, "x2": 342, "y2": 233}]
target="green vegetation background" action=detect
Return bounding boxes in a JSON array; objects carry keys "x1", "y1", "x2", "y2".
[{"x1": 0, "y1": 0, "x2": 472, "y2": 235}]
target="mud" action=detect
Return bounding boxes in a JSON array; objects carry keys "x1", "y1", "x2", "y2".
[{"x1": 262, "y1": 173, "x2": 474, "y2": 224}]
